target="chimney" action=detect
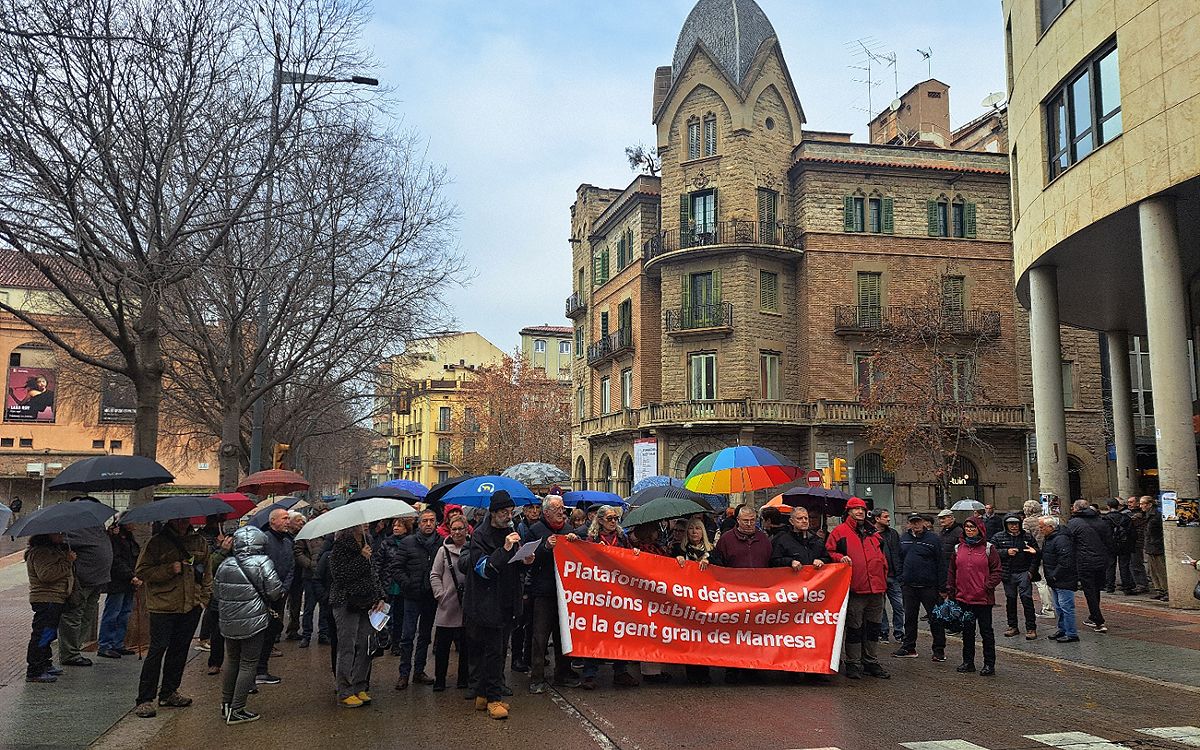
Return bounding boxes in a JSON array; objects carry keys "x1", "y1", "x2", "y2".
[{"x1": 652, "y1": 66, "x2": 673, "y2": 119}]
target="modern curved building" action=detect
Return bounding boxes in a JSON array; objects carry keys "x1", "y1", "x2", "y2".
[{"x1": 1003, "y1": 0, "x2": 1200, "y2": 603}]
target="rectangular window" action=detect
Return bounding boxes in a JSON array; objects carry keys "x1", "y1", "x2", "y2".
[
  {"x1": 689, "y1": 353, "x2": 717, "y2": 401},
  {"x1": 0, "y1": 437, "x2": 12, "y2": 447},
  {"x1": 703, "y1": 115, "x2": 717, "y2": 156},
  {"x1": 600, "y1": 311, "x2": 609, "y2": 340},
  {"x1": 92, "y1": 439, "x2": 104, "y2": 449},
  {"x1": 534, "y1": 339, "x2": 547, "y2": 353},
  {"x1": 757, "y1": 188, "x2": 778, "y2": 243},
  {"x1": 437, "y1": 437, "x2": 451, "y2": 462},
  {"x1": 109, "y1": 440, "x2": 122, "y2": 450},
  {"x1": 936, "y1": 201, "x2": 949, "y2": 237},
  {"x1": 687, "y1": 271, "x2": 719, "y2": 327},
  {"x1": 844, "y1": 196, "x2": 866, "y2": 232},
  {"x1": 577, "y1": 387, "x2": 586, "y2": 420},
  {"x1": 464, "y1": 407, "x2": 478, "y2": 432},
  {"x1": 1046, "y1": 41, "x2": 1120, "y2": 179},
  {"x1": 621, "y1": 368, "x2": 633, "y2": 409},
  {"x1": 1040, "y1": 0, "x2": 1073, "y2": 33},
  {"x1": 949, "y1": 358, "x2": 976, "y2": 403},
  {"x1": 952, "y1": 202, "x2": 966, "y2": 237},
  {"x1": 691, "y1": 190, "x2": 716, "y2": 235},
  {"x1": 592, "y1": 247, "x2": 610, "y2": 285},
  {"x1": 868, "y1": 197, "x2": 882, "y2": 233},
  {"x1": 856, "y1": 272, "x2": 883, "y2": 326},
  {"x1": 1061, "y1": 361, "x2": 1075, "y2": 409},
  {"x1": 618, "y1": 299, "x2": 632, "y2": 346},
  {"x1": 600, "y1": 377, "x2": 611, "y2": 414},
  {"x1": 438, "y1": 406, "x2": 451, "y2": 432},
  {"x1": 20, "y1": 437, "x2": 34, "y2": 448},
  {"x1": 941, "y1": 275, "x2": 965, "y2": 323},
  {"x1": 688, "y1": 120, "x2": 701, "y2": 160},
  {"x1": 575, "y1": 326, "x2": 583, "y2": 358},
  {"x1": 759, "y1": 270, "x2": 779, "y2": 312},
  {"x1": 855, "y1": 354, "x2": 880, "y2": 398},
  {"x1": 463, "y1": 437, "x2": 475, "y2": 456},
  {"x1": 559, "y1": 340, "x2": 571, "y2": 355},
  {"x1": 759, "y1": 352, "x2": 781, "y2": 400}
]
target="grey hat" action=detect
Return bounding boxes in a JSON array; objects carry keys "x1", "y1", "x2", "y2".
[{"x1": 937, "y1": 509, "x2": 955, "y2": 518}]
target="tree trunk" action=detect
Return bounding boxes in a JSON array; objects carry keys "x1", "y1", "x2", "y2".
[{"x1": 218, "y1": 400, "x2": 244, "y2": 492}]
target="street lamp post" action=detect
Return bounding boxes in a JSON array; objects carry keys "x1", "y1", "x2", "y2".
[{"x1": 246, "y1": 58, "x2": 379, "y2": 474}]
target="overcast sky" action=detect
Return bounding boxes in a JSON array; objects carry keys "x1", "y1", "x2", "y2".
[{"x1": 365, "y1": 0, "x2": 1006, "y2": 352}]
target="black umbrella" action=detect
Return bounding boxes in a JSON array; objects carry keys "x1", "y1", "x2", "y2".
[
  {"x1": 118, "y1": 496, "x2": 235, "y2": 525},
  {"x1": 48, "y1": 455, "x2": 174, "y2": 493},
  {"x1": 246, "y1": 497, "x2": 303, "y2": 528},
  {"x1": 346, "y1": 486, "x2": 420, "y2": 503},
  {"x1": 424, "y1": 474, "x2": 475, "y2": 505},
  {"x1": 8, "y1": 499, "x2": 117, "y2": 537},
  {"x1": 627, "y1": 483, "x2": 717, "y2": 510},
  {"x1": 778, "y1": 486, "x2": 857, "y2": 516}
]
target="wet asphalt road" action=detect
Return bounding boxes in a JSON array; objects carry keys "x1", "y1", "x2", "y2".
[{"x1": 90, "y1": 632, "x2": 1200, "y2": 750}]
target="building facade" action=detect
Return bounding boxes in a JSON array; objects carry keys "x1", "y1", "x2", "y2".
[
  {"x1": 519, "y1": 325, "x2": 574, "y2": 382},
  {"x1": 1004, "y1": 0, "x2": 1200, "y2": 604},
  {"x1": 567, "y1": 0, "x2": 1111, "y2": 511}
]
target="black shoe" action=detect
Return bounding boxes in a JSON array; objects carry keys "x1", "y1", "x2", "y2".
[
  {"x1": 116, "y1": 648, "x2": 137, "y2": 656},
  {"x1": 285, "y1": 634, "x2": 302, "y2": 641},
  {"x1": 432, "y1": 683, "x2": 446, "y2": 692},
  {"x1": 317, "y1": 635, "x2": 331, "y2": 645},
  {"x1": 254, "y1": 673, "x2": 281, "y2": 685},
  {"x1": 499, "y1": 684, "x2": 513, "y2": 697},
  {"x1": 226, "y1": 709, "x2": 260, "y2": 725},
  {"x1": 511, "y1": 661, "x2": 530, "y2": 673},
  {"x1": 298, "y1": 639, "x2": 309, "y2": 648},
  {"x1": 61, "y1": 657, "x2": 92, "y2": 667},
  {"x1": 892, "y1": 647, "x2": 918, "y2": 658},
  {"x1": 979, "y1": 665, "x2": 995, "y2": 676},
  {"x1": 26, "y1": 672, "x2": 57, "y2": 683},
  {"x1": 97, "y1": 648, "x2": 122, "y2": 659},
  {"x1": 931, "y1": 653, "x2": 946, "y2": 663},
  {"x1": 864, "y1": 664, "x2": 891, "y2": 679},
  {"x1": 1053, "y1": 635, "x2": 1081, "y2": 642},
  {"x1": 642, "y1": 673, "x2": 671, "y2": 684},
  {"x1": 1104, "y1": 587, "x2": 1115, "y2": 594},
  {"x1": 1047, "y1": 631, "x2": 1065, "y2": 640},
  {"x1": 843, "y1": 664, "x2": 863, "y2": 680},
  {"x1": 956, "y1": 663, "x2": 976, "y2": 673},
  {"x1": 46, "y1": 666, "x2": 64, "y2": 676}
]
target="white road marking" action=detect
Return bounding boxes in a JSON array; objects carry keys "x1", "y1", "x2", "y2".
[
  {"x1": 548, "y1": 691, "x2": 621, "y2": 750},
  {"x1": 901, "y1": 741, "x2": 992, "y2": 750},
  {"x1": 1024, "y1": 731, "x2": 1128, "y2": 749},
  {"x1": 1138, "y1": 727, "x2": 1200, "y2": 747}
]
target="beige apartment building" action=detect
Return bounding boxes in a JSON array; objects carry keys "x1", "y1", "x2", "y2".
[
  {"x1": 519, "y1": 325, "x2": 574, "y2": 382},
  {"x1": 566, "y1": 0, "x2": 1112, "y2": 511}
]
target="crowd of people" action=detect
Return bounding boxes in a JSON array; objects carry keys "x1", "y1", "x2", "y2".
[{"x1": 20, "y1": 489, "x2": 1190, "y2": 725}]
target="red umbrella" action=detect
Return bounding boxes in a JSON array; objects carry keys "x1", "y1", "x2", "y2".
[
  {"x1": 237, "y1": 469, "x2": 310, "y2": 497},
  {"x1": 187, "y1": 492, "x2": 256, "y2": 526}
]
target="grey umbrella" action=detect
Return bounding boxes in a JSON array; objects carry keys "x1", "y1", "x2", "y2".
[
  {"x1": 7, "y1": 499, "x2": 117, "y2": 537},
  {"x1": 118, "y1": 496, "x2": 235, "y2": 525},
  {"x1": 950, "y1": 499, "x2": 985, "y2": 512},
  {"x1": 501, "y1": 462, "x2": 569, "y2": 487},
  {"x1": 623, "y1": 496, "x2": 710, "y2": 527}
]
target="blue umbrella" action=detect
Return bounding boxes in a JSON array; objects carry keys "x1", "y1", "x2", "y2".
[
  {"x1": 379, "y1": 479, "x2": 429, "y2": 499},
  {"x1": 629, "y1": 475, "x2": 685, "y2": 495},
  {"x1": 439, "y1": 475, "x2": 538, "y2": 508},
  {"x1": 562, "y1": 490, "x2": 625, "y2": 508}
]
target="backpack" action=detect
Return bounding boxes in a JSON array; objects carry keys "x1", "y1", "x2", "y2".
[{"x1": 1109, "y1": 512, "x2": 1133, "y2": 554}]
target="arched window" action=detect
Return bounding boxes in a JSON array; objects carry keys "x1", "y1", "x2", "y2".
[
  {"x1": 702, "y1": 113, "x2": 717, "y2": 156},
  {"x1": 575, "y1": 456, "x2": 588, "y2": 491},
  {"x1": 685, "y1": 452, "x2": 708, "y2": 476},
  {"x1": 1068, "y1": 456, "x2": 1083, "y2": 501},
  {"x1": 936, "y1": 455, "x2": 981, "y2": 509},
  {"x1": 598, "y1": 455, "x2": 612, "y2": 493},
  {"x1": 534, "y1": 339, "x2": 547, "y2": 353},
  {"x1": 618, "y1": 453, "x2": 634, "y2": 497},
  {"x1": 687, "y1": 116, "x2": 701, "y2": 160}
]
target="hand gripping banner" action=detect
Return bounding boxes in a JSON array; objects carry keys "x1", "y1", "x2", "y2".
[{"x1": 553, "y1": 539, "x2": 851, "y2": 673}]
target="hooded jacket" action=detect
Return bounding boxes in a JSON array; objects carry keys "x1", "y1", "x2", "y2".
[
  {"x1": 946, "y1": 534, "x2": 1002, "y2": 606},
  {"x1": 1066, "y1": 507, "x2": 1115, "y2": 571},
  {"x1": 990, "y1": 516, "x2": 1039, "y2": 579},
  {"x1": 769, "y1": 528, "x2": 830, "y2": 568},
  {"x1": 26, "y1": 542, "x2": 75, "y2": 603},
  {"x1": 214, "y1": 526, "x2": 285, "y2": 640},
  {"x1": 899, "y1": 528, "x2": 946, "y2": 590},
  {"x1": 1040, "y1": 528, "x2": 1078, "y2": 591},
  {"x1": 825, "y1": 517, "x2": 888, "y2": 594},
  {"x1": 462, "y1": 513, "x2": 523, "y2": 629},
  {"x1": 135, "y1": 524, "x2": 212, "y2": 614},
  {"x1": 429, "y1": 535, "x2": 467, "y2": 628}
]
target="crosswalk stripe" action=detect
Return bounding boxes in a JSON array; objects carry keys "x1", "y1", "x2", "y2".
[
  {"x1": 901, "y1": 741, "x2": 991, "y2": 749},
  {"x1": 1024, "y1": 732, "x2": 1128, "y2": 749},
  {"x1": 1137, "y1": 727, "x2": 1200, "y2": 747}
]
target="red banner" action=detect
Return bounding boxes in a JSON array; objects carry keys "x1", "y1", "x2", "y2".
[{"x1": 553, "y1": 539, "x2": 851, "y2": 674}]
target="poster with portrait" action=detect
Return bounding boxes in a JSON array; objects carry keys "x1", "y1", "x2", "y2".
[
  {"x1": 99, "y1": 373, "x2": 137, "y2": 424},
  {"x1": 4, "y1": 366, "x2": 56, "y2": 423}
]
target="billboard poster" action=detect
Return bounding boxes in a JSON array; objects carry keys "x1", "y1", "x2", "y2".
[
  {"x1": 99, "y1": 373, "x2": 137, "y2": 424},
  {"x1": 633, "y1": 438, "x2": 658, "y2": 486},
  {"x1": 5, "y1": 367, "x2": 56, "y2": 423}
]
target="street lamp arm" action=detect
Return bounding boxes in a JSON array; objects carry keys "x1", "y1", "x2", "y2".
[{"x1": 281, "y1": 70, "x2": 379, "y2": 86}]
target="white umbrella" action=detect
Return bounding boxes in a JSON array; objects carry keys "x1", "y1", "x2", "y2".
[
  {"x1": 295, "y1": 497, "x2": 417, "y2": 541},
  {"x1": 950, "y1": 499, "x2": 985, "y2": 512}
]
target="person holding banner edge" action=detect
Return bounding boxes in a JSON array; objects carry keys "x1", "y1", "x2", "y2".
[{"x1": 825, "y1": 497, "x2": 891, "y2": 680}]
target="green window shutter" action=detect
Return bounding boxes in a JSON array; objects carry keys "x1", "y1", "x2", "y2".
[
  {"x1": 882, "y1": 197, "x2": 894, "y2": 234},
  {"x1": 679, "y1": 194, "x2": 690, "y2": 246},
  {"x1": 713, "y1": 268, "x2": 722, "y2": 303},
  {"x1": 927, "y1": 200, "x2": 939, "y2": 236},
  {"x1": 592, "y1": 253, "x2": 601, "y2": 286},
  {"x1": 965, "y1": 202, "x2": 977, "y2": 238},
  {"x1": 601, "y1": 249, "x2": 610, "y2": 282},
  {"x1": 711, "y1": 188, "x2": 719, "y2": 226},
  {"x1": 844, "y1": 196, "x2": 856, "y2": 232}
]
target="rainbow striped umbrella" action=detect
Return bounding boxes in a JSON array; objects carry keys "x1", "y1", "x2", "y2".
[{"x1": 683, "y1": 446, "x2": 800, "y2": 494}]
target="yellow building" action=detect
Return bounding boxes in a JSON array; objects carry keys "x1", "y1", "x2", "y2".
[
  {"x1": 1003, "y1": 0, "x2": 1200, "y2": 605},
  {"x1": 519, "y1": 325, "x2": 573, "y2": 382}
]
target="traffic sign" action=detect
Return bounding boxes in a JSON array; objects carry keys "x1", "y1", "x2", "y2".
[{"x1": 806, "y1": 469, "x2": 823, "y2": 487}]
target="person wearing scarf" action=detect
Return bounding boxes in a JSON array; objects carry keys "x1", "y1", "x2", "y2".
[
  {"x1": 523, "y1": 495, "x2": 580, "y2": 694},
  {"x1": 946, "y1": 517, "x2": 1002, "y2": 676}
]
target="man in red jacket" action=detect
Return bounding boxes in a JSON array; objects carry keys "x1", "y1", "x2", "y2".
[{"x1": 825, "y1": 497, "x2": 890, "y2": 680}]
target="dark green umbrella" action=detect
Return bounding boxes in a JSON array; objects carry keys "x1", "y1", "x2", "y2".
[
  {"x1": 622, "y1": 496, "x2": 710, "y2": 528},
  {"x1": 627, "y1": 483, "x2": 718, "y2": 509}
]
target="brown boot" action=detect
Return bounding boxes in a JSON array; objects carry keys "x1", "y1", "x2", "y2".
[
  {"x1": 1026, "y1": 630, "x2": 1037, "y2": 640},
  {"x1": 412, "y1": 671, "x2": 434, "y2": 685},
  {"x1": 394, "y1": 675, "x2": 409, "y2": 690},
  {"x1": 487, "y1": 701, "x2": 509, "y2": 720},
  {"x1": 474, "y1": 696, "x2": 488, "y2": 711},
  {"x1": 1003, "y1": 627, "x2": 1020, "y2": 637}
]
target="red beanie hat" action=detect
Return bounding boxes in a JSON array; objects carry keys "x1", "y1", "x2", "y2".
[{"x1": 845, "y1": 497, "x2": 868, "y2": 510}]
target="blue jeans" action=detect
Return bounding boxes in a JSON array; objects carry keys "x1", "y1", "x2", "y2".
[
  {"x1": 300, "y1": 579, "x2": 327, "y2": 639},
  {"x1": 1051, "y1": 587, "x2": 1078, "y2": 638},
  {"x1": 98, "y1": 591, "x2": 134, "y2": 651},
  {"x1": 398, "y1": 596, "x2": 435, "y2": 677},
  {"x1": 879, "y1": 577, "x2": 904, "y2": 639}
]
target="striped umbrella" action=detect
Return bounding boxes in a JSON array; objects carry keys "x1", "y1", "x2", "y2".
[{"x1": 684, "y1": 446, "x2": 800, "y2": 494}]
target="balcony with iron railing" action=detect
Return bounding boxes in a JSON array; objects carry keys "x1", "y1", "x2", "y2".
[
  {"x1": 565, "y1": 291, "x2": 586, "y2": 319},
  {"x1": 643, "y1": 220, "x2": 803, "y2": 264},
  {"x1": 586, "y1": 327, "x2": 633, "y2": 366},
  {"x1": 833, "y1": 305, "x2": 1002, "y2": 339},
  {"x1": 434, "y1": 449, "x2": 452, "y2": 464},
  {"x1": 404, "y1": 422, "x2": 423, "y2": 435},
  {"x1": 665, "y1": 301, "x2": 734, "y2": 337}
]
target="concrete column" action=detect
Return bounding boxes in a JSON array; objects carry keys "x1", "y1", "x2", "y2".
[
  {"x1": 1105, "y1": 330, "x2": 1139, "y2": 497},
  {"x1": 1028, "y1": 265, "x2": 1071, "y2": 506},
  {"x1": 1139, "y1": 196, "x2": 1200, "y2": 609}
]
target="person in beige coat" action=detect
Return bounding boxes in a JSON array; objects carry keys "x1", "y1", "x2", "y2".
[
  {"x1": 25, "y1": 534, "x2": 75, "y2": 682},
  {"x1": 428, "y1": 516, "x2": 469, "y2": 691},
  {"x1": 1023, "y1": 499, "x2": 1055, "y2": 618}
]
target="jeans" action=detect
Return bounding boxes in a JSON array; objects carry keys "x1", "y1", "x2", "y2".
[
  {"x1": 432, "y1": 625, "x2": 468, "y2": 688},
  {"x1": 1078, "y1": 567, "x2": 1106, "y2": 625},
  {"x1": 1128, "y1": 549, "x2": 1149, "y2": 589},
  {"x1": 959, "y1": 604, "x2": 995, "y2": 668},
  {"x1": 27, "y1": 602, "x2": 63, "y2": 678},
  {"x1": 1051, "y1": 587, "x2": 1078, "y2": 638},
  {"x1": 529, "y1": 595, "x2": 567, "y2": 683},
  {"x1": 844, "y1": 592, "x2": 884, "y2": 667},
  {"x1": 222, "y1": 632, "x2": 265, "y2": 711},
  {"x1": 398, "y1": 595, "x2": 435, "y2": 677},
  {"x1": 1003, "y1": 571, "x2": 1036, "y2": 631},
  {"x1": 58, "y1": 585, "x2": 101, "y2": 662},
  {"x1": 332, "y1": 606, "x2": 373, "y2": 700},
  {"x1": 901, "y1": 586, "x2": 945, "y2": 655},
  {"x1": 879, "y1": 577, "x2": 904, "y2": 639},
  {"x1": 256, "y1": 601, "x2": 284, "y2": 675},
  {"x1": 467, "y1": 623, "x2": 506, "y2": 702},
  {"x1": 136, "y1": 607, "x2": 202, "y2": 705},
  {"x1": 99, "y1": 591, "x2": 135, "y2": 651},
  {"x1": 300, "y1": 579, "x2": 326, "y2": 639},
  {"x1": 286, "y1": 577, "x2": 304, "y2": 638}
]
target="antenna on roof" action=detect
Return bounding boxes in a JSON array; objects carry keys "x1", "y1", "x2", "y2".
[
  {"x1": 981, "y1": 91, "x2": 1006, "y2": 110},
  {"x1": 846, "y1": 37, "x2": 896, "y2": 116},
  {"x1": 917, "y1": 48, "x2": 933, "y2": 79}
]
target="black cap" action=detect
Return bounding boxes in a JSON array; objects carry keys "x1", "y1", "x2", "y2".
[
  {"x1": 489, "y1": 490, "x2": 515, "y2": 513},
  {"x1": 908, "y1": 513, "x2": 928, "y2": 523}
]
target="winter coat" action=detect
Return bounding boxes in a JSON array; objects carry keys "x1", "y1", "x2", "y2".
[
  {"x1": 991, "y1": 527, "x2": 1039, "y2": 580},
  {"x1": 293, "y1": 536, "x2": 323, "y2": 581},
  {"x1": 876, "y1": 525, "x2": 903, "y2": 579},
  {"x1": 214, "y1": 526, "x2": 285, "y2": 640},
  {"x1": 939, "y1": 522, "x2": 964, "y2": 562},
  {"x1": 329, "y1": 532, "x2": 384, "y2": 611},
  {"x1": 26, "y1": 543, "x2": 75, "y2": 604},
  {"x1": 135, "y1": 525, "x2": 213, "y2": 614},
  {"x1": 429, "y1": 537, "x2": 467, "y2": 628},
  {"x1": 1127, "y1": 507, "x2": 1147, "y2": 552},
  {"x1": 390, "y1": 530, "x2": 440, "y2": 600},
  {"x1": 462, "y1": 514, "x2": 524, "y2": 629},
  {"x1": 899, "y1": 529, "x2": 947, "y2": 591},
  {"x1": 375, "y1": 533, "x2": 404, "y2": 595},
  {"x1": 261, "y1": 528, "x2": 295, "y2": 591},
  {"x1": 671, "y1": 542, "x2": 712, "y2": 564},
  {"x1": 825, "y1": 518, "x2": 888, "y2": 594},
  {"x1": 769, "y1": 529, "x2": 830, "y2": 568},
  {"x1": 1066, "y1": 508, "x2": 1115, "y2": 571},
  {"x1": 525, "y1": 518, "x2": 569, "y2": 598},
  {"x1": 1144, "y1": 508, "x2": 1165, "y2": 556},
  {"x1": 1106, "y1": 509, "x2": 1136, "y2": 555},
  {"x1": 712, "y1": 528, "x2": 773, "y2": 568},
  {"x1": 65, "y1": 520, "x2": 113, "y2": 588},
  {"x1": 981, "y1": 513, "x2": 1005, "y2": 541},
  {"x1": 105, "y1": 528, "x2": 141, "y2": 594},
  {"x1": 946, "y1": 539, "x2": 1002, "y2": 606},
  {"x1": 1040, "y1": 530, "x2": 1078, "y2": 591},
  {"x1": 312, "y1": 536, "x2": 335, "y2": 601}
]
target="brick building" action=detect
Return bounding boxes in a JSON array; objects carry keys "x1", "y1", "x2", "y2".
[{"x1": 567, "y1": 0, "x2": 1109, "y2": 512}]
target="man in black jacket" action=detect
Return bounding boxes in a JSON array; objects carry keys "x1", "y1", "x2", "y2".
[
  {"x1": 1124, "y1": 496, "x2": 1150, "y2": 594},
  {"x1": 991, "y1": 515, "x2": 1039, "y2": 639},
  {"x1": 1104, "y1": 499, "x2": 1136, "y2": 594},
  {"x1": 1067, "y1": 500, "x2": 1115, "y2": 633},
  {"x1": 892, "y1": 514, "x2": 946, "y2": 661},
  {"x1": 523, "y1": 495, "x2": 580, "y2": 694},
  {"x1": 1039, "y1": 515, "x2": 1079, "y2": 642},
  {"x1": 936, "y1": 510, "x2": 963, "y2": 564},
  {"x1": 770, "y1": 507, "x2": 830, "y2": 569},
  {"x1": 1140, "y1": 496, "x2": 1168, "y2": 600},
  {"x1": 873, "y1": 510, "x2": 904, "y2": 642},
  {"x1": 464, "y1": 491, "x2": 529, "y2": 720},
  {"x1": 393, "y1": 508, "x2": 441, "y2": 689},
  {"x1": 256, "y1": 509, "x2": 295, "y2": 684}
]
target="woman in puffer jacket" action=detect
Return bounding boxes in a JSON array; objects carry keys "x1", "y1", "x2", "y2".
[{"x1": 214, "y1": 526, "x2": 284, "y2": 726}]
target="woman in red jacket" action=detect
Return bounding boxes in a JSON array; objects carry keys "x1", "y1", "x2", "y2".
[{"x1": 946, "y1": 517, "x2": 1002, "y2": 676}]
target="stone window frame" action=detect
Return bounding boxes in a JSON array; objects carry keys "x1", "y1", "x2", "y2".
[
  {"x1": 842, "y1": 189, "x2": 894, "y2": 235},
  {"x1": 686, "y1": 115, "x2": 702, "y2": 160},
  {"x1": 702, "y1": 111, "x2": 718, "y2": 157}
]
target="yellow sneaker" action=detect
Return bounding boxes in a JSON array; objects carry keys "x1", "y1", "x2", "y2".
[
  {"x1": 474, "y1": 696, "x2": 488, "y2": 711},
  {"x1": 356, "y1": 691, "x2": 371, "y2": 704},
  {"x1": 340, "y1": 695, "x2": 363, "y2": 708},
  {"x1": 487, "y1": 701, "x2": 509, "y2": 720}
]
